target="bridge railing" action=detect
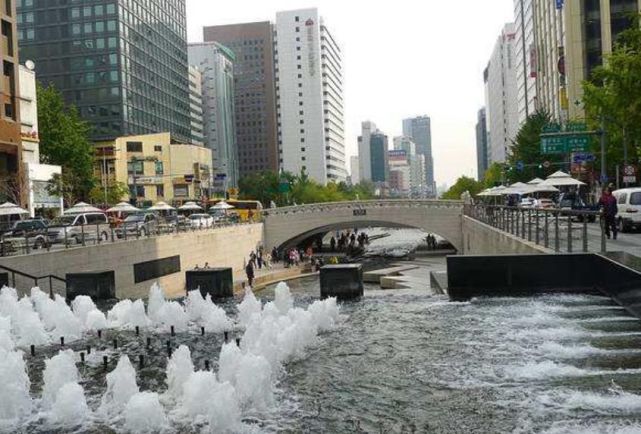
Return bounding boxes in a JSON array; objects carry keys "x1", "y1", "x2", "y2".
[
  {"x1": 464, "y1": 204, "x2": 607, "y2": 253},
  {"x1": 263, "y1": 199, "x2": 464, "y2": 217}
]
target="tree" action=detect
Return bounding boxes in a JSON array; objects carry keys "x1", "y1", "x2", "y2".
[
  {"x1": 441, "y1": 176, "x2": 483, "y2": 200},
  {"x1": 483, "y1": 162, "x2": 504, "y2": 188},
  {"x1": 89, "y1": 182, "x2": 130, "y2": 205},
  {"x1": 38, "y1": 83, "x2": 95, "y2": 205},
  {"x1": 583, "y1": 18, "x2": 641, "y2": 176},
  {"x1": 0, "y1": 170, "x2": 27, "y2": 206}
]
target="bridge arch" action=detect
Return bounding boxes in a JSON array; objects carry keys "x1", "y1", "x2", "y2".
[{"x1": 263, "y1": 200, "x2": 464, "y2": 252}]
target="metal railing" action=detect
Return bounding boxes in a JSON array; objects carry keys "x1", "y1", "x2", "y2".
[
  {"x1": 0, "y1": 217, "x2": 262, "y2": 258},
  {"x1": 263, "y1": 199, "x2": 464, "y2": 217},
  {"x1": 464, "y1": 204, "x2": 606, "y2": 253},
  {"x1": 0, "y1": 264, "x2": 66, "y2": 297}
]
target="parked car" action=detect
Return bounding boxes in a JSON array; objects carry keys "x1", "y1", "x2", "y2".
[
  {"x1": 559, "y1": 193, "x2": 597, "y2": 222},
  {"x1": 534, "y1": 198, "x2": 556, "y2": 209},
  {"x1": 518, "y1": 197, "x2": 536, "y2": 208},
  {"x1": 116, "y1": 213, "x2": 158, "y2": 238},
  {"x1": 1, "y1": 219, "x2": 50, "y2": 251},
  {"x1": 613, "y1": 188, "x2": 641, "y2": 233},
  {"x1": 187, "y1": 213, "x2": 214, "y2": 229},
  {"x1": 48, "y1": 213, "x2": 110, "y2": 245}
]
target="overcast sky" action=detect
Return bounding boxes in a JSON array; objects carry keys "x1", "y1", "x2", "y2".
[{"x1": 186, "y1": 0, "x2": 514, "y2": 187}]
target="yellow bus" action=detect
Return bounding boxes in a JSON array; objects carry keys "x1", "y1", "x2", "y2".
[{"x1": 208, "y1": 199, "x2": 263, "y2": 222}]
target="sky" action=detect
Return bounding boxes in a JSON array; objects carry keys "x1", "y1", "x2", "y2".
[{"x1": 186, "y1": 0, "x2": 515, "y2": 187}]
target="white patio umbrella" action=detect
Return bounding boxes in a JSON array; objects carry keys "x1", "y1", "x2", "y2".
[
  {"x1": 65, "y1": 201, "x2": 102, "y2": 214},
  {"x1": 540, "y1": 170, "x2": 586, "y2": 187},
  {"x1": 0, "y1": 202, "x2": 29, "y2": 216},
  {"x1": 106, "y1": 202, "x2": 141, "y2": 213},
  {"x1": 527, "y1": 184, "x2": 560, "y2": 194},
  {"x1": 501, "y1": 182, "x2": 530, "y2": 195},
  {"x1": 148, "y1": 201, "x2": 176, "y2": 211},
  {"x1": 178, "y1": 201, "x2": 203, "y2": 211},
  {"x1": 212, "y1": 201, "x2": 235, "y2": 210},
  {"x1": 527, "y1": 177, "x2": 545, "y2": 185}
]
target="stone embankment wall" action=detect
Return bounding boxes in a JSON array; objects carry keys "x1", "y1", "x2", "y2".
[{"x1": 461, "y1": 215, "x2": 552, "y2": 255}]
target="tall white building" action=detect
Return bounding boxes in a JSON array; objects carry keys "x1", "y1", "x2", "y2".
[
  {"x1": 514, "y1": 0, "x2": 538, "y2": 125},
  {"x1": 188, "y1": 66, "x2": 205, "y2": 146},
  {"x1": 350, "y1": 155, "x2": 360, "y2": 185},
  {"x1": 275, "y1": 8, "x2": 346, "y2": 184},
  {"x1": 393, "y1": 136, "x2": 425, "y2": 195},
  {"x1": 485, "y1": 23, "x2": 519, "y2": 164},
  {"x1": 357, "y1": 121, "x2": 377, "y2": 182}
]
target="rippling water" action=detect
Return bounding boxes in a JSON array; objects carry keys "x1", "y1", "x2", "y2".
[{"x1": 262, "y1": 279, "x2": 641, "y2": 433}]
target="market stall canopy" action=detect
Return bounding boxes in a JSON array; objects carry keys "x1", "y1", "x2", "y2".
[
  {"x1": 540, "y1": 171, "x2": 586, "y2": 187},
  {"x1": 527, "y1": 184, "x2": 560, "y2": 193},
  {"x1": 65, "y1": 202, "x2": 103, "y2": 214},
  {"x1": 148, "y1": 201, "x2": 176, "y2": 211},
  {"x1": 501, "y1": 182, "x2": 530, "y2": 195},
  {"x1": 212, "y1": 201, "x2": 235, "y2": 210},
  {"x1": 178, "y1": 201, "x2": 203, "y2": 211},
  {"x1": 527, "y1": 178, "x2": 545, "y2": 185},
  {"x1": 106, "y1": 202, "x2": 141, "y2": 213},
  {"x1": 0, "y1": 202, "x2": 29, "y2": 216}
]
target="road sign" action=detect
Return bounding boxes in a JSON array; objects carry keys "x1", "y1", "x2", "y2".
[
  {"x1": 624, "y1": 165, "x2": 636, "y2": 176},
  {"x1": 566, "y1": 122, "x2": 587, "y2": 132},
  {"x1": 541, "y1": 133, "x2": 590, "y2": 154},
  {"x1": 543, "y1": 161, "x2": 551, "y2": 169},
  {"x1": 566, "y1": 135, "x2": 590, "y2": 152},
  {"x1": 516, "y1": 161, "x2": 525, "y2": 171},
  {"x1": 543, "y1": 123, "x2": 562, "y2": 133},
  {"x1": 541, "y1": 136, "x2": 566, "y2": 154},
  {"x1": 572, "y1": 152, "x2": 595, "y2": 164}
]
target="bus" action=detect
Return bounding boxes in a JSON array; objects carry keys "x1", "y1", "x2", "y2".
[{"x1": 208, "y1": 199, "x2": 263, "y2": 222}]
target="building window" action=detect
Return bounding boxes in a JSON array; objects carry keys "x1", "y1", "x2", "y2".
[
  {"x1": 126, "y1": 141, "x2": 143, "y2": 152},
  {"x1": 154, "y1": 145, "x2": 162, "y2": 152},
  {"x1": 155, "y1": 161, "x2": 164, "y2": 175},
  {"x1": 156, "y1": 185, "x2": 164, "y2": 197}
]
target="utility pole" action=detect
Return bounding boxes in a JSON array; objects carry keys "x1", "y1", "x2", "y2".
[{"x1": 600, "y1": 114, "x2": 607, "y2": 186}]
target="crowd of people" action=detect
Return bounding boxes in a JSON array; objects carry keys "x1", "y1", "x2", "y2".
[{"x1": 329, "y1": 229, "x2": 369, "y2": 254}]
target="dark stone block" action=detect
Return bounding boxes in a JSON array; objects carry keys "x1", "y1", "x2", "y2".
[
  {"x1": 186, "y1": 268, "x2": 233, "y2": 299},
  {"x1": 320, "y1": 264, "x2": 363, "y2": 300},
  {"x1": 0, "y1": 272, "x2": 8, "y2": 288},
  {"x1": 134, "y1": 256, "x2": 181, "y2": 284},
  {"x1": 66, "y1": 271, "x2": 116, "y2": 301}
]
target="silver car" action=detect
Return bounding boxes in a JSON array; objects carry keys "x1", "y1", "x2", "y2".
[{"x1": 48, "y1": 213, "x2": 110, "y2": 245}]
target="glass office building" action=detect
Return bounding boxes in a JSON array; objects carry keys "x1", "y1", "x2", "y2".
[{"x1": 17, "y1": 0, "x2": 191, "y2": 143}]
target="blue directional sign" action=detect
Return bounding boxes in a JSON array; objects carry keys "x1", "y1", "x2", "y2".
[
  {"x1": 516, "y1": 161, "x2": 525, "y2": 171},
  {"x1": 572, "y1": 153, "x2": 596, "y2": 164}
]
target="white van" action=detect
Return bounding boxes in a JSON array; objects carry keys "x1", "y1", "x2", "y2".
[{"x1": 612, "y1": 188, "x2": 641, "y2": 232}]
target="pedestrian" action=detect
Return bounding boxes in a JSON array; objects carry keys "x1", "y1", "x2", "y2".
[
  {"x1": 330, "y1": 236, "x2": 336, "y2": 252},
  {"x1": 245, "y1": 260, "x2": 255, "y2": 287},
  {"x1": 257, "y1": 250, "x2": 263, "y2": 270},
  {"x1": 271, "y1": 247, "x2": 279, "y2": 263},
  {"x1": 598, "y1": 188, "x2": 618, "y2": 240}
]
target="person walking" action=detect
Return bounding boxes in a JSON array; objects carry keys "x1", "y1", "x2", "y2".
[
  {"x1": 245, "y1": 260, "x2": 255, "y2": 287},
  {"x1": 598, "y1": 188, "x2": 618, "y2": 240}
]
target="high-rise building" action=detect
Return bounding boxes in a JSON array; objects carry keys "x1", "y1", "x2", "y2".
[
  {"x1": 476, "y1": 108, "x2": 489, "y2": 181},
  {"x1": 394, "y1": 136, "x2": 425, "y2": 195},
  {"x1": 563, "y1": 0, "x2": 641, "y2": 119},
  {"x1": 388, "y1": 150, "x2": 410, "y2": 197},
  {"x1": 202, "y1": 22, "x2": 279, "y2": 178},
  {"x1": 274, "y1": 8, "x2": 346, "y2": 184},
  {"x1": 188, "y1": 66, "x2": 204, "y2": 146},
  {"x1": 0, "y1": 0, "x2": 22, "y2": 204},
  {"x1": 370, "y1": 132, "x2": 388, "y2": 183},
  {"x1": 485, "y1": 23, "x2": 519, "y2": 165},
  {"x1": 402, "y1": 116, "x2": 434, "y2": 196},
  {"x1": 350, "y1": 155, "x2": 359, "y2": 185},
  {"x1": 17, "y1": 0, "x2": 191, "y2": 143},
  {"x1": 514, "y1": 0, "x2": 538, "y2": 125},
  {"x1": 357, "y1": 121, "x2": 377, "y2": 182},
  {"x1": 189, "y1": 42, "x2": 239, "y2": 188}
]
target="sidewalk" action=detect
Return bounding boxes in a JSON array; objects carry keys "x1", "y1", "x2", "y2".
[{"x1": 233, "y1": 262, "x2": 316, "y2": 293}]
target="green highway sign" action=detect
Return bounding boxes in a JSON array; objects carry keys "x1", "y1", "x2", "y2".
[
  {"x1": 543, "y1": 123, "x2": 562, "y2": 133},
  {"x1": 567, "y1": 135, "x2": 590, "y2": 152},
  {"x1": 541, "y1": 136, "x2": 567, "y2": 154},
  {"x1": 566, "y1": 122, "x2": 587, "y2": 132},
  {"x1": 541, "y1": 134, "x2": 590, "y2": 154}
]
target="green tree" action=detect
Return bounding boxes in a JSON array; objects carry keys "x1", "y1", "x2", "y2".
[
  {"x1": 583, "y1": 17, "x2": 641, "y2": 176},
  {"x1": 441, "y1": 176, "x2": 483, "y2": 200},
  {"x1": 38, "y1": 83, "x2": 95, "y2": 205},
  {"x1": 483, "y1": 162, "x2": 505, "y2": 188},
  {"x1": 88, "y1": 181, "x2": 130, "y2": 205}
]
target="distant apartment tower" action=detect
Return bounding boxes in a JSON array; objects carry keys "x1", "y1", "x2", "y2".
[
  {"x1": 188, "y1": 66, "x2": 204, "y2": 146},
  {"x1": 189, "y1": 42, "x2": 239, "y2": 188},
  {"x1": 402, "y1": 116, "x2": 434, "y2": 196},
  {"x1": 485, "y1": 23, "x2": 519, "y2": 164},
  {"x1": 350, "y1": 155, "x2": 359, "y2": 185},
  {"x1": 17, "y1": 0, "x2": 191, "y2": 143},
  {"x1": 394, "y1": 136, "x2": 425, "y2": 195},
  {"x1": 203, "y1": 22, "x2": 279, "y2": 177},
  {"x1": 357, "y1": 121, "x2": 377, "y2": 182},
  {"x1": 357, "y1": 122, "x2": 389, "y2": 183},
  {"x1": 476, "y1": 108, "x2": 489, "y2": 181},
  {"x1": 0, "y1": 0, "x2": 21, "y2": 203},
  {"x1": 514, "y1": 0, "x2": 538, "y2": 125},
  {"x1": 274, "y1": 8, "x2": 347, "y2": 183}
]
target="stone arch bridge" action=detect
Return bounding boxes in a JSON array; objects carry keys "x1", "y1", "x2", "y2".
[{"x1": 263, "y1": 200, "x2": 464, "y2": 252}]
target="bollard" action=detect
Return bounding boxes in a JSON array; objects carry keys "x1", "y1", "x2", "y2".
[
  {"x1": 235, "y1": 338, "x2": 241, "y2": 347},
  {"x1": 138, "y1": 354, "x2": 144, "y2": 369},
  {"x1": 103, "y1": 355, "x2": 108, "y2": 368},
  {"x1": 98, "y1": 330, "x2": 102, "y2": 339},
  {"x1": 60, "y1": 337, "x2": 65, "y2": 347},
  {"x1": 224, "y1": 331, "x2": 229, "y2": 343},
  {"x1": 170, "y1": 325, "x2": 175, "y2": 337},
  {"x1": 113, "y1": 339, "x2": 118, "y2": 350},
  {"x1": 204, "y1": 360, "x2": 210, "y2": 371},
  {"x1": 146, "y1": 337, "x2": 151, "y2": 348},
  {"x1": 86, "y1": 345, "x2": 91, "y2": 355},
  {"x1": 135, "y1": 326, "x2": 140, "y2": 336},
  {"x1": 80, "y1": 352, "x2": 85, "y2": 363},
  {"x1": 30, "y1": 345, "x2": 35, "y2": 356},
  {"x1": 201, "y1": 326, "x2": 205, "y2": 336}
]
